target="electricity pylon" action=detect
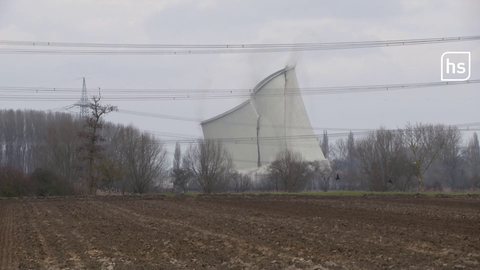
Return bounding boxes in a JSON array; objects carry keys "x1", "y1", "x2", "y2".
[{"x1": 74, "y1": 77, "x2": 89, "y2": 118}]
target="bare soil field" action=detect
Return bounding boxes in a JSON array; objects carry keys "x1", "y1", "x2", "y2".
[{"x1": 0, "y1": 194, "x2": 479, "y2": 270}]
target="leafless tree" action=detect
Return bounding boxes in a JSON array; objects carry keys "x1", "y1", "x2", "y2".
[
  {"x1": 1, "y1": 110, "x2": 87, "y2": 193},
  {"x1": 310, "y1": 160, "x2": 334, "y2": 191},
  {"x1": 230, "y1": 171, "x2": 252, "y2": 192},
  {"x1": 0, "y1": 165, "x2": 30, "y2": 197},
  {"x1": 403, "y1": 123, "x2": 446, "y2": 191},
  {"x1": 35, "y1": 113, "x2": 83, "y2": 187},
  {"x1": 392, "y1": 160, "x2": 417, "y2": 192},
  {"x1": 320, "y1": 131, "x2": 329, "y2": 159},
  {"x1": 464, "y1": 132, "x2": 480, "y2": 189},
  {"x1": 355, "y1": 128, "x2": 406, "y2": 191},
  {"x1": 434, "y1": 127, "x2": 464, "y2": 190},
  {"x1": 345, "y1": 131, "x2": 362, "y2": 190},
  {"x1": 347, "y1": 131, "x2": 356, "y2": 163},
  {"x1": 78, "y1": 95, "x2": 117, "y2": 195},
  {"x1": 330, "y1": 133, "x2": 362, "y2": 190},
  {"x1": 267, "y1": 149, "x2": 311, "y2": 192},
  {"x1": 182, "y1": 139, "x2": 234, "y2": 194},
  {"x1": 173, "y1": 142, "x2": 181, "y2": 171},
  {"x1": 98, "y1": 154, "x2": 123, "y2": 194},
  {"x1": 171, "y1": 142, "x2": 190, "y2": 193},
  {"x1": 330, "y1": 139, "x2": 348, "y2": 162},
  {"x1": 0, "y1": 109, "x2": 33, "y2": 171},
  {"x1": 0, "y1": 109, "x2": 180, "y2": 196},
  {"x1": 96, "y1": 124, "x2": 124, "y2": 193},
  {"x1": 118, "y1": 126, "x2": 169, "y2": 194}
]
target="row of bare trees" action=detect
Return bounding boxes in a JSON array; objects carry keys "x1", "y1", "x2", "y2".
[
  {"x1": 1, "y1": 104, "x2": 478, "y2": 195},
  {"x1": 169, "y1": 123, "x2": 479, "y2": 194},
  {"x1": 172, "y1": 141, "x2": 325, "y2": 194},
  {"x1": 260, "y1": 123, "x2": 479, "y2": 193},
  {"x1": 327, "y1": 124, "x2": 480, "y2": 192},
  {"x1": 0, "y1": 97, "x2": 169, "y2": 196},
  {"x1": 170, "y1": 140, "x2": 249, "y2": 194}
]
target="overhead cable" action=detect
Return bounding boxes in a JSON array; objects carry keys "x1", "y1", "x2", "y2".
[
  {"x1": 1, "y1": 79, "x2": 478, "y2": 101},
  {"x1": 1, "y1": 35, "x2": 479, "y2": 55}
]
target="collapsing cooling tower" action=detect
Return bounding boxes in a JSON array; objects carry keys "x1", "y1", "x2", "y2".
[{"x1": 201, "y1": 67, "x2": 326, "y2": 171}]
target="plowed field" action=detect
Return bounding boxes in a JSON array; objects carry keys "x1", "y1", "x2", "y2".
[{"x1": 0, "y1": 194, "x2": 479, "y2": 269}]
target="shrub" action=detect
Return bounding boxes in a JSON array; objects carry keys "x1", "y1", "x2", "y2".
[
  {"x1": 30, "y1": 168, "x2": 74, "y2": 196},
  {"x1": 0, "y1": 166, "x2": 30, "y2": 197}
]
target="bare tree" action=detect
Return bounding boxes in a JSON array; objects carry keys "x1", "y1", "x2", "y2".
[
  {"x1": 182, "y1": 139, "x2": 234, "y2": 194},
  {"x1": 0, "y1": 165, "x2": 30, "y2": 197},
  {"x1": 119, "y1": 126, "x2": 169, "y2": 194},
  {"x1": 392, "y1": 160, "x2": 417, "y2": 192},
  {"x1": 171, "y1": 142, "x2": 190, "y2": 193},
  {"x1": 78, "y1": 95, "x2": 117, "y2": 195},
  {"x1": 403, "y1": 123, "x2": 446, "y2": 191},
  {"x1": 355, "y1": 128, "x2": 406, "y2": 191},
  {"x1": 347, "y1": 131, "x2": 356, "y2": 163},
  {"x1": 230, "y1": 171, "x2": 252, "y2": 193},
  {"x1": 173, "y1": 142, "x2": 181, "y2": 171},
  {"x1": 98, "y1": 154, "x2": 123, "y2": 194},
  {"x1": 464, "y1": 132, "x2": 480, "y2": 189},
  {"x1": 1, "y1": 110, "x2": 23, "y2": 170},
  {"x1": 97, "y1": 124, "x2": 124, "y2": 193},
  {"x1": 321, "y1": 131, "x2": 329, "y2": 159},
  {"x1": 267, "y1": 149, "x2": 311, "y2": 192},
  {"x1": 329, "y1": 139, "x2": 350, "y2": 189},
  {"x1": 310, "y1": 160, "x2": 334, "y2": 191},
  {"x1": 434, "y1": 127, "x2": 464, "y2": 190},
  {"x1": 342, "y1": 131, "x2": 362, "y2": 190},
  {"x1": 330, "y1": 139, "x2": 348, "y2": 162},
  {"x1": 35, "y1": 113, "x2": 83, "y2": 187}
]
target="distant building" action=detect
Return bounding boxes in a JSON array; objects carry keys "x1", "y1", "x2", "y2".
[{"x1": 201, "y1": 67, "x2": 326, "y2": 173}]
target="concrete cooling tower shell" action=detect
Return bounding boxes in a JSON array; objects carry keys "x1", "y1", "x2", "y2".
[{"x1": 201, "y1": 67, "x2": 326, "y2": 172}]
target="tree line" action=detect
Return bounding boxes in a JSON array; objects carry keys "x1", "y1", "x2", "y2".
[
  {"x1": 169, "y1": 123, "x2": 479, "y2": 193},
  {"x1": 324, "y1": 124, "x2": 480, "y2": 192},
  {"x1": 0, "y1": 97, "x2": 168, "y2": 196},
  {"x1": 1, "y1": 102, "x2": 479, "y2": 196}
]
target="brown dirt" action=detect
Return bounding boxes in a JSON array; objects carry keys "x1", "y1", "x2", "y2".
[{"x1": 0, "y1": 194, "x2": 479, "y2": 269}]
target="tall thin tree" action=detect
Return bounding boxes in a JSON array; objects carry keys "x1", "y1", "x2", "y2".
[
  {"x1": 171, "y1": 142, "x2": 190, "y2": 193},
  {"x1": 321, "y1": 130, "x2": 329, "y2": 159},
  {"x1": 78, "y1": 95, "x2": 117, "y2": 195}
]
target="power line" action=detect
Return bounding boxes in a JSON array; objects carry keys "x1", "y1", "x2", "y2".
[
  {"x1": 4, "y1": 127, "x2": 480, "y2": 147},
  {"x1": 3, "y1": 35, "x2": 479, "y2": 48},
  {"x1": 114, "y1": 109, "x2": 374, "y2": 131},
  {"x1": 2, "y1": 80, "x2": 478, "y2": 93},
  {"x1": 117, "y1": 109, "x2": 202, "y2": 122},
  {"x1": 1, "y1": 35, "x2": 479, "y2": 55},
  {"x1": 133, "y1": 122, "x2": 480, "y2": 144},
  {"x1": 56, "y1": 107, "x2": 432, "y2": 133},
  {"x1": 43, "y1": 102, "x2": 375, "y2": 131},
  {"x1": 112, "y1": 109, "x2": 369, "y2": 131},
  {"x1": 39, "y1": 102, "x2": 480, "y2": 136},
  {"x1": 144, "y1": 130, "x2": 198, "y2": 140},
  {"x1": 1, "y1": 79, "x2": 479, "y2": 101}
]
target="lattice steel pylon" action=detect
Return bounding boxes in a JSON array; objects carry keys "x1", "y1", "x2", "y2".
[{"x1": 74, "y1": 77, "x2": 89, "y2": 118}]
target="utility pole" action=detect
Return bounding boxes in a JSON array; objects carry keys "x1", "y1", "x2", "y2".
[{"x1": 75, "y1": 77, "x2": 89, "y2": 118}]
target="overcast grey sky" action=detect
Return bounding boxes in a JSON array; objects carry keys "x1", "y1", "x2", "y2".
[{"x1": 1, "y1": 0, "x2": 479, "y2": 151}]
